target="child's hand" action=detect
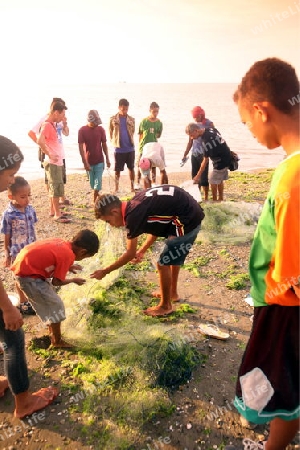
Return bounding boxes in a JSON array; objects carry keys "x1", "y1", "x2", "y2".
[
  {"x1": 131, "y1": 251, "x2": 144, "y2": 264},
  {"x1": 90, "y1": 269, "x2": 107, "y2": 280},
  {"x1": 69, "y1": 264, "x2": 83, "y2": 274},
  {"x1": 72, "y1": 277, "x2": 86, "y2": 286}
]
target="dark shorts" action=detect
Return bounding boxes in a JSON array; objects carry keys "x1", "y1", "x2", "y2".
[
  {"x1": 158, "y1": 225, "x2": 201, "y2": 266},
  {"x1": 191, "y1": 154, "x2": 209, "y2": 187},
  {"x1": 45, "y1": 159, "x2": 66, "y2": 184},
  {"x1": 114, "y1": 151, "x2": 135, "y2": 172},
  {"x1": 234, "y1": 305, "x2": 300, "y2": 424}
]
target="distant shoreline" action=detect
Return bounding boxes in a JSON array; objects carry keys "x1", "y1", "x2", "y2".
[{"x1": 16, "y1": 166, "x2": 275, "y2": 184}]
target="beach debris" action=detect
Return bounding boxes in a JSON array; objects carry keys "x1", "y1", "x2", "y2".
[{"x1": 197, "y1": 323, "x2": 230, "y2": 340}]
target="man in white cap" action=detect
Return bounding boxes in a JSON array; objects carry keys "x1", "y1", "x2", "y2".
[
  {"x1": 78, "y1": 110, "x2": 111, "y2": 203},
  {"x1": 139, "y1": 142, "x2": 168, "y2": 189}
]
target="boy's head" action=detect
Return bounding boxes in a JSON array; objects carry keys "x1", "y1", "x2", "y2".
[
  {"x1": 87, "y1": 110, "x2": 102, "y2": 127},
  {"x1": 185, "y1": 122, "x2": 205, "y2": 139},
  {"x1": 50, "y1": 101, "x2": 68, "y2": 123},
  {"x1": 0, "y1": 136, "x2": 24, "y2": 192},
  {"x1": 191, "y1": 106, "x2": 205, "y2": 122},
  {"x1": 71, "y1": 229, "x2": 100, "y2": 260},
  {"x1": 233, "y1": 58, "x2": 299, "y2": 149},
  {"x1": 118, "y1": 98, "x2": 129, "y2": 116},
  {"x1": 8, "y1": 176, "x2": 31, "y2": 208},
  {"x1": 94, "y1": 194, "x2": 123, "y2": 227},
  {"x1": 51, "y1": 97, "x2": 66, "y2": 108},
  {"x1": 149, "y1": 101, "x2": 159, "y2": 118}
]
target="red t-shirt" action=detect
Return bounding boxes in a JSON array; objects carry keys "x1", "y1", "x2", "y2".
[
  {"x1": 11, "y1": 239, "x2": 75, "y2": 280},
  {"x1": 78, "y1": 125, "x2": 106, "y2": 165}
]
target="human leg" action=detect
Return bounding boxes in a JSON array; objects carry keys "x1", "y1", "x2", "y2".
[
  {"x1": 46, "y1": 164, "x2": 65, "y2": 219},
  {"x1": 160, "y1": 170, "x2": 168, "y2": 185},
  {"x1": 146, "y1": 226, "x2": 201, "y2": 316},
  {"x1": 90, "y1": 163, "x2": 104, "y2": 203},
  {"x1": 129, "y1": 169, "x2": 135, "y2": 191},
  {"x1": 264, "y1": 417, "x2": 299, "y2": 450},
  {"x1": 152, "y1": 265, "x2": 180, "y2": 302},
  {"x1": 200, "y1": 156, "x2": 209, "y2": 200},
  {"x1": 126, "y1": 151, "x2": 135, "y2": 191},
  {"x1": 209, "y1": 168, "x2": 228, "y2": 201},
  {"x1": 17, "y1": 277, "x2": 71, "y2": 347},
  {"x1": 115, "y1": 171, "x2": 120, "y2": 192},
  {"x1": 59, "y1": 159, "x2": 68, "y2": 204},
  {"x1": 48, "y1": 322, "x2": 74, "y2": 348},
  {"x1": 144, "y1": 264, "x2": 173, "y2": 316},
  {"x1": 114, "y1": 152, "x2": 124, "y2": 193},
  {"x1": 0, "y1": 311, "x2": 57, "y2": 419},
  {"x1": 217, "y1": 181, "x2": 224, "y2": 201},
  {"x1": 151, "y1": 166, "x2": 156, "y2": 184},
  {"x1": 136, "y1": 152, "x2": 142, "y2": 185},
  {"x1": 210, "y1": 183, "x2": 218, "y2": 201}
]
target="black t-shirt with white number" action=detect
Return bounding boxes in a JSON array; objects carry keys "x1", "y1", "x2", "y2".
[
  {"x1": 125, "y1": 185, "x2": 205, "y2": 239},
  {"x1": 202, "y1": 128, "x2": 231, "y2": 170}
]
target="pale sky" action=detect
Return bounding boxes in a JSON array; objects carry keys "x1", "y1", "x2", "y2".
[{"x1": 0, "y1": 0, "x2": 299, "y2": 84}]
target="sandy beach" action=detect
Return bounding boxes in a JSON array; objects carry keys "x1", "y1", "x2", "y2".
[{"x1": 0, "y1": 170, "x2": 298, "y2": 450}]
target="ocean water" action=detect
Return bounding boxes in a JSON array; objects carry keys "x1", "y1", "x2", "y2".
[{"x1": 0, "y1": 83, "x2": 285, "y2": 180}]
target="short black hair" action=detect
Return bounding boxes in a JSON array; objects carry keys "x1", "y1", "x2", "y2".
[
  {"x1": 94, "y1": 194, "x2": 121, "y2": 219},
  {"x1": 51, "y1": 101, "x2": 68, "y2": 113},
  {"x1": 51, "y1": 97, "x2": 65, "y2": 107},
  {"x1": 233, "y1": 57, "x2": 299, "y2": 114},
  {"x1": 71, "y1": 229, "x2": 99, "y2": 255},
  {"x1": 0, "y1": 136, "x2": 24, "y2": 172},
  {"x1": 8, "y1": 176, "x2": 29, "y2": 195},
  {"x1": 150, "y1": 101, "x2": 159, "y2": 109},
  {"x1": 119, "y1": 98, "x2": 129, "y2": 107}
]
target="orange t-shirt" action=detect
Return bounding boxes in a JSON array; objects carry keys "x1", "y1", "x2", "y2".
[{"x1": 11, "y1": 239, "x2": 74, "y2": 281}]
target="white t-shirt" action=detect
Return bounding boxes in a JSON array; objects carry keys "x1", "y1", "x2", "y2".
[{"x1": 142, "y1": 142, "x2": 166, "y2": 170}]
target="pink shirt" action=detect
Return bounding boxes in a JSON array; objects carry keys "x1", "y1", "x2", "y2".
[{"x1": 39, "y1": 121, "x2": 63, "y2": 166}]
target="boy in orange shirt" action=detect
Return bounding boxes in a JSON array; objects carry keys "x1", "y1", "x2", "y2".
[{"x1": 11, "y1": 229, "x2": 99, "y2": 348}]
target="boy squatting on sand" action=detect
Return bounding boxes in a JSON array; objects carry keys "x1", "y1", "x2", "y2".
[
  {"x1": 90, "y1": 185, "x2": 204, "y2": 317},
  {"x1": 11, "y1": 229, "x2": 99, "y2": 348}
]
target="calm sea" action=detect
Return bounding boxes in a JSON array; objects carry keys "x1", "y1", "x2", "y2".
[{"x1": 0, "y1": 83, "x2": 285, "y2": 180}]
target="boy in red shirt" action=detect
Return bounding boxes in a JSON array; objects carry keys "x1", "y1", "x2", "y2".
[{"x1": 11, "y1": 229, "x2": 99, "y2": 348}]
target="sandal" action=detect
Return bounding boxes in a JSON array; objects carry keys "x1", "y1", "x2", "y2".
[
  {"x1": 20, "y1": 301, "x2": 36, "y2": 315},
  {"x1": 54, "y1": 217, "x2": 71, "y2": 224},
  {"x1": 59, "y1": 199, "x2": 71, "y2": 206},
  {"x1": 198, "y1": 323, "x2": 230, "y2": 340}
]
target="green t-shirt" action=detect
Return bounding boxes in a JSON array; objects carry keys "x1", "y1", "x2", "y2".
[
  {"x1": 138, "y1": 118, "x2": 163, "y2": 154},
  {"x1": 249, "y1": 152, "x2": 300, "y2": 307}
]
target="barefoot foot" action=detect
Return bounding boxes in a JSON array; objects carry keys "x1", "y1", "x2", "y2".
[
  {"x1": 151, "y1": 291, "x2": 181, "y2": 303},
  {"x1": 14, "y1": 386, "x2": 59, "y2": 418},
  {"x1": 0, "y1": 376, "x2": 9, "y2": 397},
  {"x1": 50, "y1": 339, "x2": 74, "y2": 349},
  {"x1": 143, "y1": 306, "x2": 173, "y2": 317}
]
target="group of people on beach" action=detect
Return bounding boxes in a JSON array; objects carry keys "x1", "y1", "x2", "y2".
[
  {"x1": 0, "y1": 57, "x2": 299, "y2": 449},
  {"x1": 27, "y1": 93, "x2": 234, "y2": 214}
]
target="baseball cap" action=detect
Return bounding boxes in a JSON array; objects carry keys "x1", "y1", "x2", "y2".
[
  {"x1": 87, "y1": 110, "x2": 102, "y2": 125},
  {"x1": 139, "y1": 157, "x2": 151, "y2": 176},
  {"x1": 191, "y1": 106, "x2": 205, "y2": 118}
]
